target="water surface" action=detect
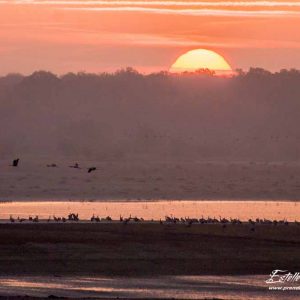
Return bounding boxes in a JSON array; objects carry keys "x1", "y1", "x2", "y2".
[
  {"x1": 0, "y1": 275, "x2": 298, "y2": 299},
  {"x1": 0, "y1": 200, "x2": 299, "y2": 221}
]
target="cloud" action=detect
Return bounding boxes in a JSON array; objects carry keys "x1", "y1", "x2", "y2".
[
  {"x1": 1, "y1": 1, "x2": 300, "y2": 8},
  {"x1": 1, "y1": 1, "x2": 300, "y2": 18},
  {"x1": 63, "y1": 7, "x2": 300, "y2": 17}
]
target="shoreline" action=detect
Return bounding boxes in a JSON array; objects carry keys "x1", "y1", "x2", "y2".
[
  {"x1": 1, "y1": 198, "x2": 300, "y2": 202},
  {"x1": 0, "y1": 200, "x2": 299, "y2": 222}
]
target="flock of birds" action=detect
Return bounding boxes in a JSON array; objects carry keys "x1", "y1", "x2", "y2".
[
  {"x1": 10, "y1": 158, "x2": 97, "y2": 173},
  {"x1": 7, "y1": 214, "x2": 146, "y2": 224},
  {"x1": 7, "y1": 214, "x2": 298, "y2": 231},
  {"x1": 163, "y1": 216, "x2": 296, "y2": 230}
]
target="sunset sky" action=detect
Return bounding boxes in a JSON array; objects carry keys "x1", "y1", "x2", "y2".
[{"x1": 0, "y1": 0, "x2": 300, "y2": 74}]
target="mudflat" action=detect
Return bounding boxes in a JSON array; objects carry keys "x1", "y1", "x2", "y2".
[{"x1": 0, "y1": 222, "x2": 299, "y2": 276}]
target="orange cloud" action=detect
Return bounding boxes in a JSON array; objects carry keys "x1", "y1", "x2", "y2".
[{"x1": 0, "y1": 1, "x2": 299, "y2": 74}]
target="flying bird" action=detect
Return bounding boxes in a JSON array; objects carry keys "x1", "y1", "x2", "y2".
[
  {"x1": 11, "y1": 158, "x2": 19, "y2": 167},
  {"x1": 69, "y1": 163, "x2": 80, "y2": 169},
  {"x1": 47, "y1": 163, "x2": 57, "y2": 168},
  {"x1": 88, "y1": 167, "x2": 96, "y2": 173}
]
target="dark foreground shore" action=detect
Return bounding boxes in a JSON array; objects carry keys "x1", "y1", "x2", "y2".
[{"x1": 0, "y1": 222, "x2": 299, "y2": 276}]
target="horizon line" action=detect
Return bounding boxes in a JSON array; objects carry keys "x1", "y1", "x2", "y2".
[{"x1": 1, "y1": 67, "x2": 299, "y2": 78}]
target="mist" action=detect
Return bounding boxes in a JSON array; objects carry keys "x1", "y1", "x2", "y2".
[{"x1": 1, "y1": 67, "x2": 300, "y2": 162}]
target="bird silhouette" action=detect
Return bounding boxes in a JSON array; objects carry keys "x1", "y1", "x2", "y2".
[
  {"x1": 88, "y1": 167, "x2": 96, "y2": 173},
  {"x1": 70, "y1": 163, "x2": 81, "y2": 169},
  {"x1": 47, "y1": 163, "x2": 57, "y2": 168},
  {"x1": 11, "y1": 158, "x2": 19, "y2": 167}
]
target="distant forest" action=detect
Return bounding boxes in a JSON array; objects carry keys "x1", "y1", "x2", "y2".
[{"x1": 1, "y1": 68, "x2": 300, "y2": 161}]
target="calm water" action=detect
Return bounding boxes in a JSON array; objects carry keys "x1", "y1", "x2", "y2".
[
  {"x1": 0, "y1": 275, "x2": 298, "y2": 299},
  {"x1": 0, "y1": 200, "x2": 299, "y2": 221}
]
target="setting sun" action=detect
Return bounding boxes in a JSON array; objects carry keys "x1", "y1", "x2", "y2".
[{"x1": 170, "y1": 49, "x2": 232, "y2": 75}]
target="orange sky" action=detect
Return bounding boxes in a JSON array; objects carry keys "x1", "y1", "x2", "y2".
[{"x1": 0, "y1": 0, "x2": 300, "y2": 74}]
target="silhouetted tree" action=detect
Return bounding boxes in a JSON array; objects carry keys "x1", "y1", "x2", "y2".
[{"x1": 0, "y1": 68, "x2": 299, "y2": 160}]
